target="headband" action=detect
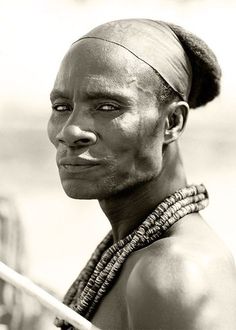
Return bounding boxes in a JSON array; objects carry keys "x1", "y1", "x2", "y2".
[{"x1": 74, "y1": 19, "x2": 192, "y2": 101}]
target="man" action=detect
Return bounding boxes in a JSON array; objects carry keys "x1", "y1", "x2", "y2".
[{"x1": 48, "y1": 19, "x2": 236, "y2": 330}]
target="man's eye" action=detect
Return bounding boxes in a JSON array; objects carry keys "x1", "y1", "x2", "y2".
[
  {"x1": 52, "y1": 104, "x2": 72, "y2": 112},
  {"x1": 96, "y1": 104, "x2": 120, "y2": 112}
]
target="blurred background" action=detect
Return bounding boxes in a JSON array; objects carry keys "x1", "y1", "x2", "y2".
[{"x1": 0, "y1": 0, "x2": 235, "y2": 328}]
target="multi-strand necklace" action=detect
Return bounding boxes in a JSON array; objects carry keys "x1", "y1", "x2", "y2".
[{"x1": 55, "y1": 184, "x2": 208, "y2": 329}]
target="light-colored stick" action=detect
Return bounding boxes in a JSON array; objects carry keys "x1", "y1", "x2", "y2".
[{"x1": 0, "y1": 261, "x2": 100, "y2": 330}]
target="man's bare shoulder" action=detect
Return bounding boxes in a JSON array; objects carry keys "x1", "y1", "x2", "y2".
[{"x1": 125, "y1": 214, "x2": 236, "y2": 330}]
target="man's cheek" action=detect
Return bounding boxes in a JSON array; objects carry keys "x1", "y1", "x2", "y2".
[{"x1": 107, "y1": 115, "x2": 141, "y2": 145}]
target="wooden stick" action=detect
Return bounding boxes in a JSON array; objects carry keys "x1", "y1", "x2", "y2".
[{"x1": 0, "y1": 261, "x2": 100, "y2": 330}]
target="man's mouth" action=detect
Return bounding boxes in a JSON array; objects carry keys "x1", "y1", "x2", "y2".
[
  {"x1": 58, "y1": 157, "x2": 101, "y2": 173},
  {"x1": 60, "y1": 163, "x2": 99, "y2": 173}
]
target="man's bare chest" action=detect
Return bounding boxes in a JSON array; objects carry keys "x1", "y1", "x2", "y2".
[{"x1": 91, "y1": 271, "x2": 129, "y2": 330}]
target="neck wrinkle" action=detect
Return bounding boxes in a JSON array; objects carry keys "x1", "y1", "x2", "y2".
[{"x1": 99, "y1": 142, "x2": 187, "y2": 243}]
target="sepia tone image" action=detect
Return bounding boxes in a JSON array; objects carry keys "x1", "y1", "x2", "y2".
[{"x1": 0, "y1": 0, "x2": 236, "y2": 329}]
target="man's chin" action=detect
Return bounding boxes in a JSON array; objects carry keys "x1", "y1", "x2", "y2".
[
  {"x1": 61, "y1": 179, "x2": 109, "y2": 199},
  {"x1": 62, "y1": 185, "x2": 97, "y2": 200},
  {"x1": 61, "y1": 173, "x2": 157, "y2": 200}
]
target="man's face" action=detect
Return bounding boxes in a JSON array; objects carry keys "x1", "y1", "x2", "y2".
[{"x1": 48, "y1": 39, "x2": 167, "y2": 199}]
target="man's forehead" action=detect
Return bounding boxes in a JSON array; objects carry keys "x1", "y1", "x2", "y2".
[
  {"x1": 62, "y1": 39, "x2": 155, "y2": 78},
  {"x1": 53, "y1": 40, "x2": 159, "y2": 100},
  {"x1": 76, "y1": 75, "x2": 138, "y2": 90}
]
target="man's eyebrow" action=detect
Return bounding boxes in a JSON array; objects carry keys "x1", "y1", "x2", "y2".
[
  {"x1": 50, "y1": 88, "x2": 135, "y2": 104},
  {"x1": 83, "y1": 89, "x2": 135, "y2": 104},
  {"x1": 50, "y1": 90, "x2": 70, "y2": 102}
]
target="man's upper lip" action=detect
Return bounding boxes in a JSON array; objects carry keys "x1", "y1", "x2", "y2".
[{"x1": 59, "y1": 157, "x2": 100, "y2": 166}]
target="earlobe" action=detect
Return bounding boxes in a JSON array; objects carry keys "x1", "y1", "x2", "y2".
[{"x1": 164, "y1": 101, "x2": 189, "y2": 144}]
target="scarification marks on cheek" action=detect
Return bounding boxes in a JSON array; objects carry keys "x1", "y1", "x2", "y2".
[{"x1": 114, "y1": 114, "x2": 140, "y2": 139}]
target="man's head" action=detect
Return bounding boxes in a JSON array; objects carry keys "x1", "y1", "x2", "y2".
[{"x1": 48, "y1": 19, "x2": 221, "y2": 200}]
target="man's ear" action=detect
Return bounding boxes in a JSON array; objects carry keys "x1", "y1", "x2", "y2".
[{"x1": 164, "y1": 101, "x2": 189, "y2": 145}]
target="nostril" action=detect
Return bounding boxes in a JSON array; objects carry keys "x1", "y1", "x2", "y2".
[
  {"x1": 59, "y1": 125, "x2": 97, "y2": 146},
  {"x1": 80, "y1": 138, "x2": 90, "y2": 144}
]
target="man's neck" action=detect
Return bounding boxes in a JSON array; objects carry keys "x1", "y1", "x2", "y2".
[{"x1": 99, "y1": 143, "x2": 187, "y2": 242}]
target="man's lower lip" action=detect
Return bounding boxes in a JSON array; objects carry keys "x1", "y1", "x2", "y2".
[{"x1": 60, "y1": 164, "x2": 99, "y2": 173}]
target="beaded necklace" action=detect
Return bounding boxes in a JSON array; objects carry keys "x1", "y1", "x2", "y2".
[{"x1": 56, "y1": 184, "x2": 208, "y2": 329}]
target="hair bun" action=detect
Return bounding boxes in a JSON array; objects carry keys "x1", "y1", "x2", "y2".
[{"x1": 167, "y1": 23, "x2": 222, "y2": 109}]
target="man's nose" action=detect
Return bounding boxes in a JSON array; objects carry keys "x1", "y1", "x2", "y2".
[{"x1": 57, "y1": 124, "x2": 97, "y2": 147}]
